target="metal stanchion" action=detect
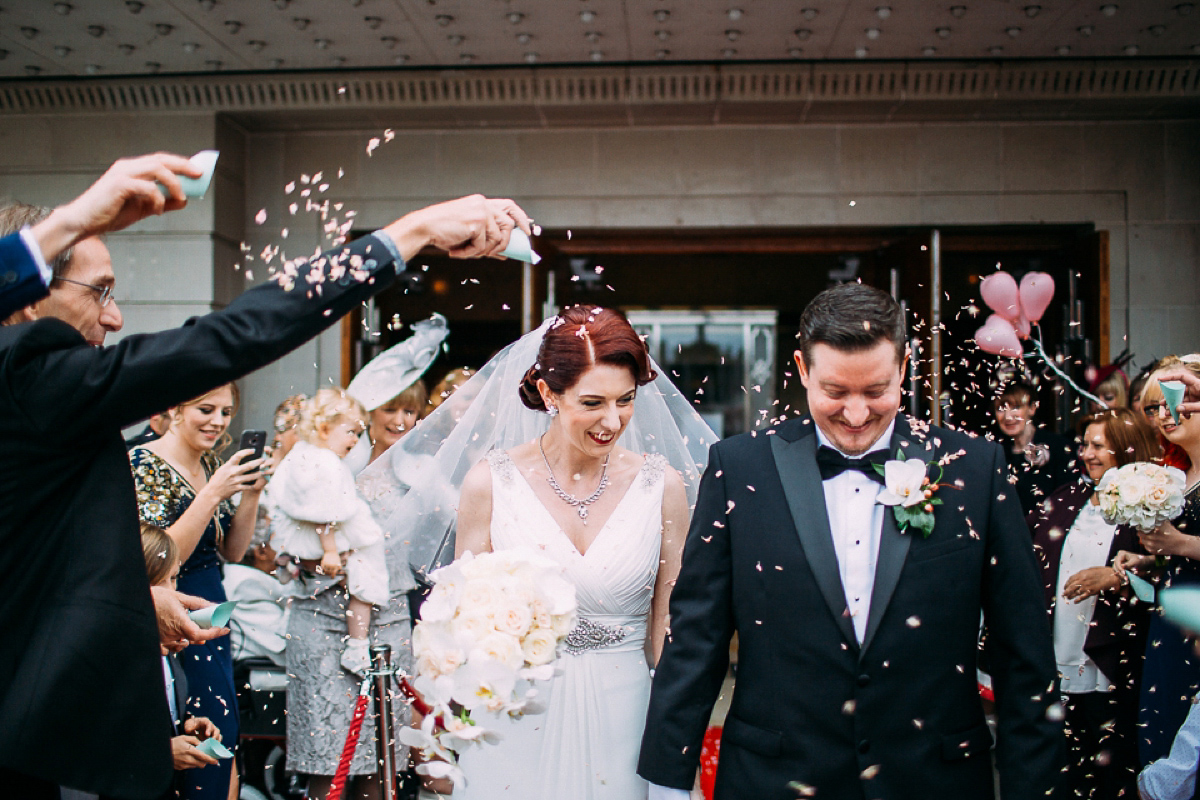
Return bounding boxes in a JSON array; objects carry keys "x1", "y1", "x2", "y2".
[{"x1": 371, "y1": 644, "x2": 399, "y2": 800}]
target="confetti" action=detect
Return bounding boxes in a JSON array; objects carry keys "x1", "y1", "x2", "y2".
[{"x1": 254, "y1": 209, "x2": 267, "y2": 225}]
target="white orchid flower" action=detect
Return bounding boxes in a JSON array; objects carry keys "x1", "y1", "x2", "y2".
[
  {"x1": 876, "y1": 459, "x2": 928, "y2": 508},
  {"x1": 415, "y1": 759, "x2": 467, "y2": 791}
]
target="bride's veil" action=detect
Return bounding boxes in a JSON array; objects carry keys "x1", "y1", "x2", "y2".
[{"x1": 357, "y1": 315, "x2": 718, "y2": 586}]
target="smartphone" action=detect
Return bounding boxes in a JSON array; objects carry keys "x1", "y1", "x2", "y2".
[{"x1": 238, "y1": 429, "x2": 267, "y2": 470}]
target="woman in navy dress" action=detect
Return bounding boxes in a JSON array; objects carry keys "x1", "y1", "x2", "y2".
[
  {"x1": 1116, "y1": 360, "x2": 1200, "y2": 768},
  {"x1": 131, "y1": 383, "x2": 266, "y2": 799}
]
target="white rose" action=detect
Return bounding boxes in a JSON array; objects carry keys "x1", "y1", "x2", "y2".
[
  {"x1": 1117, "y1": 478, "x2": 1147, "y2": 507},
  {"x1": 415, "y1": 628, "x2": 467, "y2": 678},
  {"x1": 551, "y1": 612, "x2": 577, "y2": 637},
  {"x1": 471, "y1": 631, "x2": 525, "y2": 670},
  {"x1": 492, "y1": 596, "x2": 534, "y2": 639},
  {"x1": 452, "y1": 608, "x2": 497, "y2": 642},
  {"x1": 1146, "y1": 484, "x2": 1171, "y2": 510},
  {"x1": 460, "y1": 577, "x2": 503, "y2": 611},
  {"x1": 521, "y1": 626, "x2": 559, "y2": 666}
]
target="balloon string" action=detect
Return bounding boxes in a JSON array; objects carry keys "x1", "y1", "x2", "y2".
[{"x1": 1028, "y1": 334, "x2": 1106, "y2": 407}]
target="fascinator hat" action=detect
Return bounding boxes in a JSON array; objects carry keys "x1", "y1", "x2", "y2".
[
  {"x1": 346, "y1": 313, "x2": 449, "y2": 412},
  {"x1": 343, "y1": 313, "x2": 449, "y2": 475}
]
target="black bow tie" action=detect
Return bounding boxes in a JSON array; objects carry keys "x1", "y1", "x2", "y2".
[{"x1": 816, "y1": 446, "x2": 888, "y2": 484}]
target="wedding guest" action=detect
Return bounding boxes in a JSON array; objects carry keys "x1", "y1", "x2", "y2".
[
  {"x1": 1130, "y1": 366, "x2": 1154, "y2": 418},
  {"x1": 1141, "y1": 356, "x2": 1195, "y2": 473},
  {"x1": 344, "y1": 314, "x2": 448, "y2": 473},
  {"x1": 131, "y1": 383, "x2": 266, "y2": 800},
  {"x1": 0, "y1": 175, "x2": 529, "y2": 799},
  {"x1": 141, "y1": 523, "x2": 225, "y2": 794},
  {"x1": 1137, "y1": 586, "x2": 1200, "y2": 800},
  {"x1": 429, "y1": 367, "x2": 474, "y2": 414},
  {"x1": 271, "y1": 394, "x2": 307, "y2": 460},
  {"x1": 1029, "y1": 408, "x2": 1159, "y2": 799},
  {"x1": 993, "y1": 381, "x2": 1075, "y2": 516},
  {"x1": 126, "y1": 411, "x2": 170, "y2": 451},
  {"x1": 1114, "y1": 358, "x2": 1200, "y2": 768},
  {"x1": 1089, "y1": 364, "x2": 1130, "y2": 411},
  {"x1": 270, "y1": 388, "x2": 388, "y2": 676}
]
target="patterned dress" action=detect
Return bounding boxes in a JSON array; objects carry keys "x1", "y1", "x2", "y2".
[{"x1": 130, "y1": 446, "x2": 238, "y2": 800}]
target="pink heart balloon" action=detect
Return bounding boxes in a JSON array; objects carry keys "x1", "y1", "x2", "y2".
[
  {"x1": 975, "y1": 314, "x2": 1023, "y2": 358},
  {"x1": 1019, "y1": 272, "x2": 1055, "y2": 324},
  {"x1": 980, "y1": 272, "x2": 1021, "y2": 322},
  {"x1": 1013, "y1": 312, "x2": 1031, "y2": 340}
]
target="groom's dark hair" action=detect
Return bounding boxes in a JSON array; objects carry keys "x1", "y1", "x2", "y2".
[{"x1": 798, "y1": 282, "x2": 906, "y2": 367}]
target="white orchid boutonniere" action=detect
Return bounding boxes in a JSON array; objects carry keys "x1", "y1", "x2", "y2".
[{"x1": 874, "y1": 451, "x2": 944, "y2": 538}]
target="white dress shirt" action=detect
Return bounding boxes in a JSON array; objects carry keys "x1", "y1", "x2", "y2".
[
  {"x1": 1052, "y1": 502, "x2": 1117, "y2": 693},
  {"x1": 648, "y1": 422, "x2": 895, "y2": 800},
  {"x1": 814, "y1": 422, "x2": 895, "y2": 645}
]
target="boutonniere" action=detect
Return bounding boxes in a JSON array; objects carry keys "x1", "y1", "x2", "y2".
[{"x1": 874, "y1": 451, "x2": 945, "y2": 538}]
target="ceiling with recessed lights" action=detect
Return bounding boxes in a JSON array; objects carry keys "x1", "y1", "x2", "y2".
[{"x1": 0, "y1": 0, "x2": 1197, "y2": 79}]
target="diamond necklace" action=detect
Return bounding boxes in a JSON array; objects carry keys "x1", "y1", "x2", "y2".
[{"x1": 538, "y1": 434, "x2": 609, "y2": 522}]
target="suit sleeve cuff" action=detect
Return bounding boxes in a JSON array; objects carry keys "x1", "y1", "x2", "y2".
[
  {"x1": 370, "y1": 229, "x2": 406, "y2": 274},
  {"x1": 648, "y1": 784, "x2": 692, "y2": 800},
  {"x1": 18, "y1": 226, "x2": 53, "y2": 286}
]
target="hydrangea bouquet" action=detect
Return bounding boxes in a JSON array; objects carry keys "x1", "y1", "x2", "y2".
[
  {"x1": 399, "y1": 549, "x2": 577, "y2": 789},
  {"x1": 1095, "y1": 462, "x2": 1186, "y2": 532}
]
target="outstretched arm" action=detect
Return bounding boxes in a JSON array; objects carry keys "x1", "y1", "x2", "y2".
[{"x1": 11, "y1": 194, "x2": 532, "y2": 439}]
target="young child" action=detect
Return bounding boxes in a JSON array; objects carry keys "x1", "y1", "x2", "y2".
[
  {"x1": 269, "y1": 388, "x2": 389, "y2": 676},
  {"x1": 139, "y1": 523, "x2": 225, "y2": 786}
]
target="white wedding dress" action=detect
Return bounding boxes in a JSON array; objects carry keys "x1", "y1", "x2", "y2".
[{"x1": 455, "y1": 449, "x2": 667, "y2": 800}]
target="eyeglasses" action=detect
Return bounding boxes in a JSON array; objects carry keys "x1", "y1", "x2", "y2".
[
  {"x1": 1142, "y1": 403, "x2": 1163, "y2": 418},
  {"x1": 56, "y1": 277, "x2": 114, "y2": 307}
]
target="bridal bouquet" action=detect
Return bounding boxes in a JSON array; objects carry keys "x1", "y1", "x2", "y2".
[
  {"x1": 1095, "y1": 462, "x2": 1186, "y2": 532},
  {"x1": 399, "y1": 549, "x2": 577, "y2": 788}
]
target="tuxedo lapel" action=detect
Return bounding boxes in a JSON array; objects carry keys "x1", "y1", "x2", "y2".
[
  {"x1": 860, "y1": 418, "x2": 931, "y2": 657},
  {"x1": 770, "y1": 428, "x2": 858, "y2": 650}
]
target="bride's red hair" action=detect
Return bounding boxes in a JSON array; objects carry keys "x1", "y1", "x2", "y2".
[{"x1": 519, "y1": 306, "x2": 656, "y2": 411}]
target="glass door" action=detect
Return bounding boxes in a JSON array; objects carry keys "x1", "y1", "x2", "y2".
[{"x1": 626, "y1": 310, "x2": 777, "y2": 439}]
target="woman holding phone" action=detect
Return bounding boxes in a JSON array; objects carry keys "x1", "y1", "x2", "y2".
[{"x1": 130, "y1": 382, "x2": 266, "y2": 800}]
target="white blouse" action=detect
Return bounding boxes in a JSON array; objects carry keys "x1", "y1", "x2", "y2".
[{"x1": 1053, "y1": 501, "x2": 1119, "y2": 694}]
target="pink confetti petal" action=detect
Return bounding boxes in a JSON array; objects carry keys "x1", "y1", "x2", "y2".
[{"x1": 254, "y1": 209, "x2": 267, "y2": 225}]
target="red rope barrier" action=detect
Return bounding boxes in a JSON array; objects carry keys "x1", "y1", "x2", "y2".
[{"x1": 327, "y1": 677, "x2": 372, "y2": 800}]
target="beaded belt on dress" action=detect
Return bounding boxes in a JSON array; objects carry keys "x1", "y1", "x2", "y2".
[{"x1": 563, "y1": 615, "x2": 645, "y2": 655}]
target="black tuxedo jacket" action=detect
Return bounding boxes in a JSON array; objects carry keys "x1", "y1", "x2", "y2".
[
  {"x1": 639, "y1": 414, "x2": 1063, "y2": 800},
  {"x1": 0, "y1": 234, "x2": 401, "y2": 798}
]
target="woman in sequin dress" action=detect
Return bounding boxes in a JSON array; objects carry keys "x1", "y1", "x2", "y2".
[{"x1": 130, "y1": 383, "x2": 266, "y2": 800}]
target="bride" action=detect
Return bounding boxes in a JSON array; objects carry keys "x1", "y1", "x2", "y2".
[{"x1": 359, "y1": 305, "x2": 715, "y2": 799}]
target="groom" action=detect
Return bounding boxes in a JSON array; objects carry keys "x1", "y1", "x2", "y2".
[{"x1": 639, "y1": 283, "x2": 1063, "y2": 799}]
